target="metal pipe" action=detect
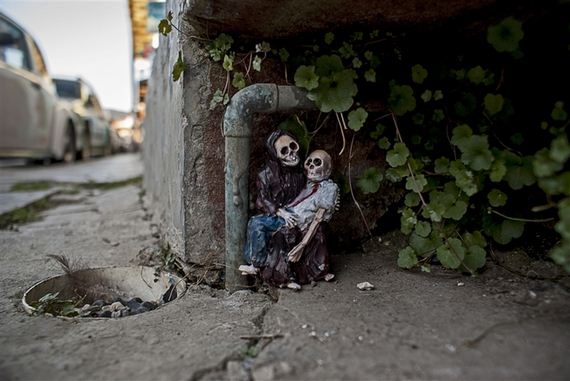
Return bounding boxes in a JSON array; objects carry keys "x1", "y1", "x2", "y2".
[{"x1": 223, "y1": 84, "x2": 315, "y2": 291}]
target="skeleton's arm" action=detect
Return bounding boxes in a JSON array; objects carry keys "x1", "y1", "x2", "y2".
[{"x1": 287, "y1": 208, "x2": 326, "y2": 263}]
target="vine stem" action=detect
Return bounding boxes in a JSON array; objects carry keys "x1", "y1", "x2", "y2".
[
  {"x1": 335, "y1": 112, "x2": 347, "y2": 156},
  {"x1": 488, "y1": 208, "x2": 555, "y2": 223},
  {"x1": 348, "y1": 133, "x2": 372, "y2": 237},
  {"x1": 390, "y1": 113, "x2": 428, "y2": 208}
]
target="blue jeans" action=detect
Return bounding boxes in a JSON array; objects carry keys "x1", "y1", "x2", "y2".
[{"x1": 243, "y1": 215, "x2": 285, "y2": 267}]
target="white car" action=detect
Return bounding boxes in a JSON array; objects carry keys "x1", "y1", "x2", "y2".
[
  {"x1": 0, "y1": 12, "x2": 81, "y2": 163},
  {"x1": 53, "y1": 76, "x2": 113, "y2": 158}
]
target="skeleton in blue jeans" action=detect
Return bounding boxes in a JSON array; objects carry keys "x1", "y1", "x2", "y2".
[{"x1": 242, "y1": 150, "x2": 339, "y2": 290}]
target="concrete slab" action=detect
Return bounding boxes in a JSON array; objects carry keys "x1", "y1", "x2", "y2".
[
  {"x1": 0, "y1": 153, "x2": 142, "y2": 192},
  {"x1": 0, "y1": 184, "x2": 271, "y2": 381},
  {"x1": 0, "y1": 189, "x2": 59, "y2": 215}
]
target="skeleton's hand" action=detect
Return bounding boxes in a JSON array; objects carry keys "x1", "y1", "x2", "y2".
[
  {"x1": 277, "y1": 208, "x2": 299, "y2": 228},
  {"x1": 287, "y1": 242, "x2": 305, "y2": 263}
]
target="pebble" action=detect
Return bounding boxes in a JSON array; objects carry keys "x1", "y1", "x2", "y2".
[{"x1": 357, "y1": 282, "x2": 375, "y2": 291}]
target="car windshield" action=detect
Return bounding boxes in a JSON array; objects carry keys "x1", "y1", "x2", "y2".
[{"x1": 54, "y1": 79, "x2": 81, "y2": 99}]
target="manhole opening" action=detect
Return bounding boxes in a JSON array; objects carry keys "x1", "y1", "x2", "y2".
[{"x1": 22, "y1": 266, "x2": 186, "y2": 319}]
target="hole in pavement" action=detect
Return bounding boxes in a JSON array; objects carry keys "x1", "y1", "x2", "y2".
[{"x1": 22, "y1": 266, "x2": 186, "y2": 318}]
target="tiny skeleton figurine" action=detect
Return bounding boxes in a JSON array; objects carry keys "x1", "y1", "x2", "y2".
[
  {"x1": 242, "y1": 147, "x2": 339, "y2": 291},
  {"x1": 240, "y1": 130, "x2": 305, "y2": 274}
]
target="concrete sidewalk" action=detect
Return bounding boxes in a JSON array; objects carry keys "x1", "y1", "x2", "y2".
[
  {"x1": 0, "y1": 181, "x2": 569, "y2": 380},
  {"x1": 0, "y1": 153, "x2": 142, "y2": 216}
]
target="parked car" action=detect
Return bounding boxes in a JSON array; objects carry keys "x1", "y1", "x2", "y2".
[
  {"x1": 53, "y1": 76, "x2": 112, "y2": 158},
  {"x1": 0, "y1": 12, "x2": 80, "y2": 163}
]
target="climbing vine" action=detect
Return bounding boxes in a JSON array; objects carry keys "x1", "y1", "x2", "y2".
[{"x1": 161, "y1": 7, "x2": 570, "y2": 274}]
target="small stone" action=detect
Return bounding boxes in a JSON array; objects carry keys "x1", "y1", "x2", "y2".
[
  {"x1": 110, "y1": 301, "x2": 125, "y2": 311},
  {"x1": 457, "y1": 282, "x2": 465, "y2": 287},
  {"x1": 445, "y1": 344, "x2": 457, "y2": 353},
  {"x1": 357, "y1": 335, "x2": 363, "y2": 341},
  {"x1": 301, "y1": 324, "x2": 308, "y2": 329},
  {"x1": 142, "y1": 301, "x2": 157, "y2": 310},
  {"x1": 357, "y1": 282, "x2": 375, "y2": 291}
]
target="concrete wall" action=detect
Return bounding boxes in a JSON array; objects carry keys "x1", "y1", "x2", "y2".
[{"x1": 143, "y1": 0, "x2": 186, "y2": 257}]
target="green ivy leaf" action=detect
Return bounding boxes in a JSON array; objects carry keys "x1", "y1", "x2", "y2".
[
  {"x1": 377, "y1": 137, "x2": 391, "y2": 150},
  {"x1": 434, "y1": 157, "x2": 450, "y2": 174},
  {"x1": 444, "y1": 200, "x2": 468, "y2": 220},
  {"x1": 467, "y1": 66, "x2": 486, "y2": 85},
  {"x1": 433, "y1": 109, "x2": 445, "y2": 123},
  {"x1": 389, "y1": 84, "x2": 416, "y2": 116},
  {"x1": 412, "y1": 64, "x2": 428, "y2": 84},
  {"x1": 410, "y1": 232, "x2": 443, "y2": 255},
  {"x1": 324, "y1": 32, "x2": 335, "y2": 45},
  {"x1": 352, "y1": 57, "x2": 363, "y2": 68},
  {"x1": 490, "y1": 159, "x2": 507, "y2": 182},
  {"x1": 550, "y1": 244, "x2": 570, "y2": 273},
  {"x1": 551, "y1": 101, "x2": 568, "y2": 121},
  {"x1": 463, "y1": 231, "x2": 487, "y2": 248},
  {"x1": 278, "y1": 48, "x2": 290, "y2": 62},
  {"x1": 209, "y1": 89, "x2": 229, "y2": 110},
  {"x1": 400, "y1": 207, "x2": 417, "y2": 234},
  {"x1": 364, "y1": 69, "x2": 376, "y2": 83},
  {"x1": 348, "y1": 107, "x2": 368, "y2": 131},
  {"x1": 415, "y1": 221, "x2": 432, "y2": 238},
  {"x1": 398, "y1": 247, "x2": 418, "y2": 269},
  {"x1": 460, "y1": 135, "x2": 494, "y2": 171},
  {"x1": 451, "y1": 124, "x2": 473, "y2": 148},
  {"x1": 484, "y1": 93, "x2": 504, "y2": 116},
  {"x1": 386, "y1": 142, "x2": 410, "y2": 167},
  {"x1": 488, "y1": 189, "x2": 508, "y2": 207},
  {"x1": 550, "y1": 135, "x2": 570, "y2": 163},
  {"x1": 437, "y1": 238, "x2": 465, "y2": 269},
  {"x1": 172, "y1": 51, "x2": 184, "y2": 81},
  {"x1": 385, "y1": 165, "x2": 409, "y2": 182},
  {"x1": 433, "y1": 90, "x2": 444, "y2": 101},
  {"x1": 504, "y1": 157, "x2": 535, "y2": 190},
  {"x1": 405, "y1": 192, "x2": 420, "y2": 207},
  {"x1": 555, "y1": 199, "x2": 570, "y2": 240},
  {"x1": 252, "y1": 56, "x2": 262, "y2": 71},
  {"x1": 294, "y1": 65, "x2": 319, "y2": 91},
  {"x1": 405, "y1": 174, "x2": 427, "y2": 193},
  {"x1": 491, "y1": 219, "x2": 525, "y2": 245},
  {"x1": 338, "y1": 42, "x2": 356, "y2": 59},
  {"x1": 208, "y1": 33, "x2": 233, "y2": 61},
  {"x1": 158, "y1": 19, "x2": 172, "y2": 36},
  {"x1": 308, "y1": 69, "x2": 357, "y2": 113},
  {"x1": 533, "y1": 148, "x2": 563, "y2": 177},
  {"x1": 232, "y1": 72, "x2": 246, "y2": 90},
  {"x1": 487, "y1": 17, "x2": 524, "y2": 53},
  {"x1": 449, "y1": 161, "x2": 478, "y2": 196},
  {"x1": 421, "y1": 90, "x2": 432, "y2": 102},
  {"x1": 255, "y1": 41, "x2": 271, "y2": 53},
  {"x1": 357, "y1": 167, "x2": 383, "y2": 194},
  {"x1": 223, "y1": 54, "x2": 234, "y2": 72},
  {"x1": 463, "y1": 246, "x2": 487, "y2": 273}
]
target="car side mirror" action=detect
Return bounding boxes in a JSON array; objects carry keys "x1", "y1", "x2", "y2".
[{"x1": 0, "y1": 32, "x2": 16, "y2": 46}]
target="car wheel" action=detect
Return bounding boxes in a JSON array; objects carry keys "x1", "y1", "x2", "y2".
[
  {"x1": 62, "y1": 125, "x2": 76, "y2": 164},
  {"x1": 78, "y1": 130, "x2": 91, "y2": 160}
]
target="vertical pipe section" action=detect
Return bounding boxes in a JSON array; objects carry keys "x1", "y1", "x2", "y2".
[{"x1": 223, "y1": 84, "x2": 314, "y2": 291}]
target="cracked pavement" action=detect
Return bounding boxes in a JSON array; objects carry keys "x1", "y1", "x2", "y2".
[{"x1": 1, "y1": 155, "x2": 569, "y2": 380}]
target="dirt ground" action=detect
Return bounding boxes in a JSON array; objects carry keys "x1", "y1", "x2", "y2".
[{"x1": 0, "y1": 183, "x2": 569, "y2": 381}]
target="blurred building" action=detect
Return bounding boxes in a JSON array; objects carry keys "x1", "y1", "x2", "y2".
[{"x1": 127, "y1": 0, "x2": 165, "y2": 147}]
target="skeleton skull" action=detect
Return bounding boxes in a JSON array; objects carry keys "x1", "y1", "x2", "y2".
[
  {"x1": 305, "y1": 150, "x2": 332, "y2": 182},
  {"x1": 274, "y1": 134, "x2": 300, "y2": 167}
]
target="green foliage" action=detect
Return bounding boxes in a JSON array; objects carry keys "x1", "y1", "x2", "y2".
[
  {"x1": 487, "y1": 17, "x2": 524, "y2": 53},
  {"x1": 208, "y1": 33, "x2": 234, "y2": 61},
  {"x1": 484, "y1": 93, "x2": 504, "y2": 115},
  {"x1": 389, "y1": 84, "x2": 416, "y2": 115},
  {"x1": 324, "y1": 32, "x2": 335, "y2": 45},
  {"x1": 172, "y1": 51, "x2": 184, "y2": 81},
  {"x1": 386, "y1": 142, "x2": 410, "y2": 167},
  {"x1": 411, "y1": 64, "x2": 428, "y2": 84},
  {"x1": 232, "y1": 72, "x2": 246, "y2": 90},
  {"x1": 357, "y1": 167, "x2": 384, "y2": 194},
  {"x1": 397, "y1": 247, "x2": 418, "y2": 269},
  {"x1": 488, "y1": 189, "x2": 507, "y2": 207},
  {"x1": 348, "y1": 107, "x2": 368, "y2": 131},
  {"x1": 294, "y1": 65, "x2": 319, "y2": 90},
  {"x1": 551, "y1": 101, "x2": 568, "y2": 121}
]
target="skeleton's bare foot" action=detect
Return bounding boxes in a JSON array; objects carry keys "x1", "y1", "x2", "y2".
[
  {"x1": 324, "y1": 273, "x2": 335, "y2": 282},
  {"x1": 239, "y1": 265, "x2": 259, "y2": 275},
  {"x1": 287, "y1": 282, "x2": 301, "y2": 291}
]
